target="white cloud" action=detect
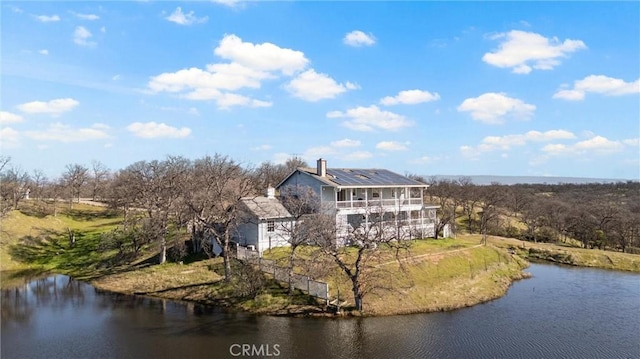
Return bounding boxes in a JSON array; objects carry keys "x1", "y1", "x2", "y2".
[
  {"x1": 623, "y1": 138, "x2": 639, "y2": 147},
  {"x1": 330, "y1": 138, "x2": 361, "y2": 148},
  {"x1": 303, "y1": 146, "x2": 339, "y2": 161},
  {"x1": 25, "y1": 123, "x2": 110, "y2": 142},
  {"x1": 376, "y1": 141, "x2": 408, "y2": 151},
  {"x1": 38, "y1": 49, "x2": 49, "y2": 55},
  {"x1": 150, "y1": 64, "x2": 269, "y2": 93},
  {"x1": 343, "y1": 30, "x2": 376, "y2": 47},
  {"x1": 214, "y1": 34, "x2": 308, "y2": 76},
  {"x1": 34, "y1": 14, "x2": 60, "y2": 22},
  {"x1": 71, "y1": 11, "x2": 99, "y2": 20},
  {"x1": 73, "y1": 26, "x2": 95, "y2": 47},
  {"x1": 482, "y1": 30, "x2": 586, "y2": 74},
  {"x1": 112, "y1": 75, "x2": 121, "y2": 81},
  {"x1": 17, "y1": 98, "x2": 79, "y2": 115},
  {"x1": 460, "y1": 129, "x2": 576, "y2": 158},
  {"x1": 101, "y1": 26, "x2": 106, "y2": 33},
  {"x1": 327, "y1": 105, "x2": 413, "y2": 132},
  {"x1": 187, "y1": 107, "x2": 200, "y2": 116},
  {"x1": 380, "y1": 89, "x2": 440, "y2": 106},
  {"x1": 0, "y1": 111, "x2": 24, "y2": 124},
  {"x1": 9, "y1": 6, "x2": 23, "y2": 13},
  {"x1": 148, "y1": 35, "x2": 305, "y2": 109},
  {"x1": 211, "y1": 0, "x2": 244, "y2": 8},
  {"x1": 251, "y1": 144, "x2": 272, "y2": 151},
  {"x1": 480, "y1": 130, "x2": 575, "y2": 151},
  {"x1": 286, "y1": 69, "x2": 356, "y2": 101},
  {"x1": 343, "y1": 151, "x2": 373, "y2": 161},
  {"x1": 165, "y1": 7, "x2": 208, "y2": 26},
  {"x1": 409, "y1": 155, "x2": 439, "y2": 165},
  {"x1": 214, "y1": 93, "x2": 272, "y2": 109},
  {"x1": 127, "y1": 122, "x2": 191, "y2": 139},
  {"x1": 553, "y1": 75, "x2": 640, "y2": 101},
  {"x1": 0, "y1": 127, "x2": 20, "y2": 148},
  {"x1": 457, "y1": 92, "x2": 535, "y2": 124},
  {"x1": 542, "y1": 136, "x2": 624, "y2": 155}
]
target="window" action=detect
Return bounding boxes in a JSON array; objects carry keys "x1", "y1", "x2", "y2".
[
  {"x1": 372, "y1": 190, "x2": 380, "y2": 198},
  {"x1": 267, "y1": 220, "x2": 275, "y2": 232}
]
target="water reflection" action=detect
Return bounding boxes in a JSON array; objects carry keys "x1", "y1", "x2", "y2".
[{"x1": 2, "y1": 266, "x2": 639, "y2": 359}]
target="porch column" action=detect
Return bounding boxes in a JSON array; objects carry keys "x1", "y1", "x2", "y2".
[
  {"x1": 420, "y1": 208, "x2": 425, "y2": 239},
  {"x1": 350, "y1": 188, "x2": 353, "y2": 209}
]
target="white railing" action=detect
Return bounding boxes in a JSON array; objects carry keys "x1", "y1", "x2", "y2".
[{"x1": 335, "y1": 198, "x2": 423, "y2": 209}]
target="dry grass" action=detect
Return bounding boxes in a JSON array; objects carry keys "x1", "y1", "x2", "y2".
[{"x1": 487, "y1": 235, "x2": 640, "y2": 272}]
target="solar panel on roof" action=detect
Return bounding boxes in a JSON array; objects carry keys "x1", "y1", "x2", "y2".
[{"x1": 326, "y1": 169, "x2": 423, "y2": 186}]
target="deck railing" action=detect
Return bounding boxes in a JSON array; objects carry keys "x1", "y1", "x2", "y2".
[{"x1": 335, "y1": 198, "x2": 423, "y2": 209}]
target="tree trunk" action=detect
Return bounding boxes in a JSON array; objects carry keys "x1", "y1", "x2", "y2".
[
  {"x1": 351, "y1": 276, "x2": 364, "y2": 311},
  {"x1": 159, "y1": 235, "x2": 166, "y2": 264},
  {"x1": 288, "y1": 247, "x2": 297, "y2": 295},
  {"x1": 223, "y1": 232, "x2": 232, "y2": 282}
]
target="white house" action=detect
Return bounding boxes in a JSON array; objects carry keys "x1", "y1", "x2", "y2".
[
  {"x1": 234, "y1": 188, "x2": 293, "y2": 254},
  {"x1": 277, "y1": 159, "x2": 439, "y2": 244}
]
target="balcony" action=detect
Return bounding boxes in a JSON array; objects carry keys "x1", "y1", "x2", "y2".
[{"x1": 335, "y1": 198, "x2": 423, "y2": 209}]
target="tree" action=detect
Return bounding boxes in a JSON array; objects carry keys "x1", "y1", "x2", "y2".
[
  {"x1": 520, "y1": 197, "x2": 546, "y2": 243},
  {"x1": 0, "y1": 166, "x2": 30, "y2": 213},
  {"x1": 118, "y1": 157, "x2": 189, "y2": 264},
  {"x1": 90, "y1": 160, "x2": 110, "y2": 201},
  {"x1": 308, "y1": 204, "x2": 411, "y2": 312},
  {"x1": 62, "y1": 163, "x2": 89, "y2": 209},
  {"x1": 182, "y1": 154, "x2": 254, "y2": 282},
  {"x1": 477, "y1": 184, "x2": 505, "y2": 245},
  {"x1": 278, "y1": 185, "x2": 320, "y2": 294},
  {"x1": 31, "y1": 169, "x2": 48, "y2": 202},
  {"x1": 458, "y1": 177, "x2": 480, "y2": 233},
  {"x1": 427, "y1": 179, "x2": 461, "y2": 239}
]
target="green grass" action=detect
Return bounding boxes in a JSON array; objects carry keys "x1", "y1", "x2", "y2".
[{"x1": 0, "y1": 202, "x2": 125, "y2": 285}]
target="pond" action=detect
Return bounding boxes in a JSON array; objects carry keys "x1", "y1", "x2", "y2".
[{"x1": 2, "y1": 263, "x2": 639, "y2": 358}]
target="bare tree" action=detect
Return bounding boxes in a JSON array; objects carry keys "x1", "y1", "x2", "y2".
[
  {"x1": 90, "y1": 160, "x2": 111, "y2": 201},
  {"x1": 477, "y1": 184, "x2": 505, "y2": 245},
  {"x1": 458, "y1": 177, "x2": 480, "y2": 233},
  {"x1": 427, "y1": 179, "x2": 461, "y2": 239},
  {"x1": 119, "y1": 157, "x2": 189, "y2": 264},
  {"x1": 308, "y1": 204, "x2": 411, "y2": 312},
  {"x1": 31, "y1": 169, "x2": 48, "y2": 202},
  {"x1": 182, "y1": 154, "x2": 254, "y2": 282},
  {"x1": 62, "y1": 163, "x2": 89, "y2": 209},
  {"x1": 0, "y1": 165, "x2": 31, "y2": 214},
  {"x1": 278, "y1": 185, "x2": 320, "y2": 294}
]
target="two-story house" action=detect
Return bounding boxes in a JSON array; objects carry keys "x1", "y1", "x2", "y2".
[{"x1": 276, "y1": 159, "x2": 439, "y2": 244}]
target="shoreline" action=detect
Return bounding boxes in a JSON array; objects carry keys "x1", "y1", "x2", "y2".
[{"x1": 2, "y1": 230, "x2": 638, "y2": 318}]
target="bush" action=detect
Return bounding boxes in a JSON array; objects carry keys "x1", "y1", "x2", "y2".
[{"x1": 231, "y1": 260, "x2": 266, "y2": 298}]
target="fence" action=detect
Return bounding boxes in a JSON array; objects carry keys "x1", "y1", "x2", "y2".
[{"x1": 235, "y1": 246, "x2": 330, "y2": 301}]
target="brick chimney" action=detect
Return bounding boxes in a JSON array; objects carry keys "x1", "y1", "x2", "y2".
[{"x1": 317, "y1": 158, "x2": 327, "y2": 177}]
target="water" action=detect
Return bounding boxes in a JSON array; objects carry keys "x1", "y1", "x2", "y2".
[{"x1": 2, "y1": 264, "x2": 639, "y2": 358}]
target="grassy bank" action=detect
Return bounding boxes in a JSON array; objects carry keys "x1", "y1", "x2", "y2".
[
  {"x1": 4, "y1": 206, "x2": 637, "y2": 317},
  {"x1": 487, "y1": 236, "x2": 640, "y2": 272},
  {"x1": 0, "y1": 204, "x2": 123, "y2": 286}
]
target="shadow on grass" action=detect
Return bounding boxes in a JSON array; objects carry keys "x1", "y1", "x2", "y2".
[{"x1": 63, "y1": 208, "x2": 121, "y2": 222}]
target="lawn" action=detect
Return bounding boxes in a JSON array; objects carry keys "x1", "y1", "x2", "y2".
[{"x1": 0, "y1": 202, "x2": 124, "y2": 286}]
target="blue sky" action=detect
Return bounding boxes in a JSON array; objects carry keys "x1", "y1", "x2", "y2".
[{"x1": 1, "y1": 1, "x2": 639, "y2": 179}]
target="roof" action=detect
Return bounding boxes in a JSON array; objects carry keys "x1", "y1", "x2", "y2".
[
  {"x1": 294, "y1": 167, "x2": 426, "y2": 188},
  {"x1": 240, "y1": 196, "x2": 292, "y2": 220}
]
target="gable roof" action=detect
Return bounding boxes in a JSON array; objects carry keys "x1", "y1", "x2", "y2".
[
  {"x1": 240, "y1": 196, "x2": 291, "y2": 220},
  {"x1": 288, "y1": 167, "x2": 426, "y2": 188}
]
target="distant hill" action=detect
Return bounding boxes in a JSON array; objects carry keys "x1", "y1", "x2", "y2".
[{"x1": 425, "y1": 175, "x2": 636, "y2": 186}]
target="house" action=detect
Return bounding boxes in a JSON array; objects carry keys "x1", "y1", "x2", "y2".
[
  {"x1": 234, "y1": 187, "x2": 293, "y2": 254},
  {"x1": 276, "y1": 158, "x2": 439, "y2": 244}
]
